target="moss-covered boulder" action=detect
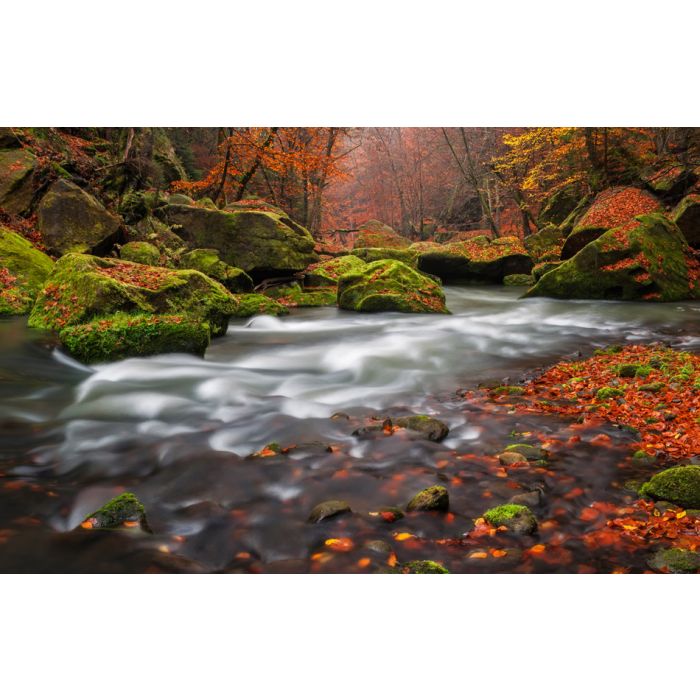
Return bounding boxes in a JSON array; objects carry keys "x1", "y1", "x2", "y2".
[
  {"x1": 532, "y1": 261, "x2": 561, "y2": 281},
  {"x1": 224, "y1": 198, "x2": 288, "y2": 217},
  {"x1": 353, "y1": 220, "x2": 411, "y2": 249},
  {"x1": 524, "y1": 225, "x2": 563, "y2": 262},
  {"x1": 128, "y1": 215, "x2": 187, "y2": 259},
  {"x1": 483, "y1": 504, "x2": 538, "y2": 535},
  {"x1": 230, "y1": 293, "x2": 287, "y2": 317},
  {"x1": 59, "y1": 312, "x2": 210, "y2": 363},
  {"x1": 120, "y1": 241, "x2": 161, "y2": 265},
  {"x1": 503, "y1": 443, "x2": 549, "y2": 461},
  {"x1": 29, "y1": 253, "x2": 238, "y2": 336},
  {"x1": 406, "y1": 485, "x2": 449, "y2": 512},
  {"x1": 673, "y1": 194, "x2": 700, "y2": 249},
  {"x1": 642, "y1": 163, "x2": 696, "y2": 202},
  {"x1": 416, "y1": 236, "x2": 532, "y2": 283},
  {"x1": 0, "y1": 148, "x2": 37, "y2": 215},
  {"x1": 37, "y1": 179, "x2": 122, "y2": 256},
  {"x1": 560, "y1": 195, "x2": 593, "y2": 236},
  {"x1": 524, "y1": 214, "x2": 700, "y2": 302},
  {"x1": 647, "y1": 547, "x2": 700, "y2": 574},
  {"x1": 503, "y1": 274, "x2": 534, "y2": 287},
  {"x1": 307, "y1": 500, "x2": 352, "y2": 523},
  {"x1": 394, "y1": 415, "x2": 449, "y2": 442},
  {"x1": 561, "y1": 187, "x2": 660, "y2": 259},
  {"x1": 180, "y1": 248, "x2": 253, "y2": 293},
  {"x1": 639, "y1": 465, "x2": 700, "y2": 508},
  {"x1": 166, "y1": 204, "x2": 318, "y2": 279},
  {"x1": 353, "y1": 247, "x2": 418, "y2": 267},
  {"x1": 0, "y1": 228, "x2": 54, "y2": 316},
  {"x1": 338, "y1": 259, "x2": 448, "y2": 314},
  {"x1": 304, "y1": 255, "x2": 366, "y2": 287},
  {"x1": 168, "y1": 193, "x2": 194, "y2": 206},
  {"x1": 79, "y1": 492, "x2": 151, "y2": 532},
  {"x1": 264, "y1": 282, "x2": 336, "y2": 308},
  {"x1": 117, "y1": 190, "x2": 168, "y2": 224},
  {"x1": 0, "y1": 128, "x2": 22, "y2": 149},
  {"x1": 537, "y1": 185, "x2": 584, "y2": 227}
]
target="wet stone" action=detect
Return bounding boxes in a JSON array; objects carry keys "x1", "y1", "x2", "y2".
[
  {"x1": 483, "y1": 504, "x2": 538, "y2": 535},
  {"x1": 498, "y1": 451, "x2": 527, "y2": 466},
  {"x1": 647, "y1": 548, "x2": 700, "y2": 574},
  {"x1": 307, "y1": 500, "x2": 352, "y2": 523},
  {"x1": 503, "y1": 443, "x2": 549, "y2": 461},
  {"x1": 78, "y1": 492, "x2": 152, "y2": 533},
  {"x1": 406, "y1": 485, "x2": 449, "y2": 512},
  {"x1": 394, "y1": 415, "x2": 449, "y2": 442}
]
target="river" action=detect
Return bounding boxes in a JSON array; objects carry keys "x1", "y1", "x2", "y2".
[{"x1": 2, "y1": 287, "x2": 700, "y2": 572}]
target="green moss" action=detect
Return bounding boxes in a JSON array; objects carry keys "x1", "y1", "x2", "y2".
[
  {"x1": 230, "y1": 293, "x2": 288, "y2": 317},
  {"x1": 672, "y1": 194, "x2": 700, "y2": 248},
  {"x1": 537, "y1": 186, "x2": 583, "y2": 227},
  {"x1": 29, "y1": 253, "x2": 239, "y2": 336},
  {"x1": 594, "y1": 344, "x2": 623, "y2": 356},
  {"x1": 596, "y1": 387, "x2": 624, "y2": 400},
  {"x1": 503, "y1": 274, "x2": 534, "y2": 286},
  {"x1": 524, "y1": 225, "x2": 564, "y2": 260},
  {"x1": 492, "y1": 385, "x2": 525, "y2": 395},
  {"x1": 532, "y1": 261, "x2": 561, "y2": 281},
  {"x1": 304, "y1": 255, "x2": 366, "y2": 287},
  {"x1": 180, "y1": 248, "x2": 253, "y2": 292},
  {"x1": 648, "y1": 547, "x2": 700, "y2": 573},
  {"x1": 80, "y1": 492, "x2": 151, "y2": 532},
  {"x1": 0, "y1": 227, "x2": 54, "y2": 315},
  {"x1": 399, "y1": 560, "x2": 449, "y2": 574},
  {"x1": 120, "y1": 241, "x2": 161, "y2": 265},
  {"x1": 307, "y1": 500, "x2": 352, "y2": 523},
  {"x1": 264, "y1": 283, "x2": 336, "y2": 307},
  {"x1": 639, "y1": 382, "x2": 665, "y2": 393},
  {"x1": 639, "y1": 465, "x2": 700, "y2": 508},
  {"x1": 353, "y1": 220, "x2": 411, "y2": 249},
  {"x1": 394, "y1": 415, "x2": 449, "y2": 441},
  {"x1": 59, "y1": 312, "x2": 210, "y2": 363},
  {"x1": 337, "y1": 259, "x2": 448, "y2": 314},
  {"x1": 406, "y1": 485, "x2": 449, "y2": 512},
  {"x1": 483, "y1": 503, "x2": 538, "y2": 534},
  {"x1": 503, "y1": 443, "x2": 548, "y2": 460},
  {"x1": 525, "y1": 214, "x2": 699, "y2": 302}
]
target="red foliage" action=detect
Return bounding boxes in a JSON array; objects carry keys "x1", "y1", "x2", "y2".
[{"x1": 576, "y1": 187, "x2": 660, "y2": 231}]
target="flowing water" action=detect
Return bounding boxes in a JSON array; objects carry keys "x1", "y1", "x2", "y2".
[{"x1": 2, "y1": 287, "x2": 700, "y2": 572}]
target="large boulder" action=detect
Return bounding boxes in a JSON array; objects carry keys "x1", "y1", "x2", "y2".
[
  {"x1": 37, "y1": 179, "x2": 122, "y2": 256},
  {"x1": 337, "y1": 259, "x2": 448, "y2": 313},
  {"x1": 537, "y1": 185, "x2": 583, "y2": 227},
  {"x1": 352, "y1": 247, "x2": 418, "y2": 267},
  {"x1": 673, "y1": 194, "x2": 700, "y2": 249},
  {"x1": 416, "y1": 236, "x2": 532, "y2": 283},
  {"x1": 166, "y1": 204, "x2": 318, "y2": 279},
  {"x1": 642, "y1": 163, "x2": 696, "y2": 202},
  {"x1": 28, "y1": 253, "x2": 239, "y2": 335},
  {"x1": 524, "y1": 213, "x2": 700, "y2": 302},
  {"x1": 524, "y1": 225, "x2": 563, "y2": 262},
  {"x1": 0, "y1": 128, "x2": 22, "y2": 149},
  {"x1": 561, "y1": 187, "x2": 660, "y2": 259},
  {"x1": 0, "y1": 227, "x2": 54, "y2": 316},
  {"x1": 639, "y1": 465, "x2": 700, "y2": 508},
  {"x1": 0, "y1": 148, "x2": 37, "y2": 215},
  {"x1": 119, "y1": 241, "x2": 161, "y2": 265},
  {"x1": 304, "y1": 254, "x2": 366, "y2": 287},
  {"x1": 179, "y1": 248, "x2": 253, "y2": 293},
  {"x1": 353, "y1": 220, "x2": 411, "y2": 249}
]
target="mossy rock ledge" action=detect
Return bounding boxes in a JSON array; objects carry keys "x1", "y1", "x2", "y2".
[
  {"x1": 303, "y1": 254, "x2": 366, "y2": 287},
  {"x1": 673, "y1": 194, "x2": 700, "y2": 249},
  {"x1": 0, "y1": 227, "x2": 54, "y2": 316},
  {"x1": 28, "y1": 253, "x2": 240, "y2": 336},
  {"x1": 166, "y1": 204, "x2": 318, "y2": 280},
  {"x1": 37, "y1": 179, "x2": 122, "y2": 256},
  {"x1": 120, "y1": 241, "x2": 161, "y2": 265},
  {"x1": 524, "y1": 214, "x2": 700, "y2": 302},
  {"x1": 337, "y1": 259, "x2": 448, "y2": 314},
  {"x1": 180, "y1": 248, "x2": 254, "y2": 293}
]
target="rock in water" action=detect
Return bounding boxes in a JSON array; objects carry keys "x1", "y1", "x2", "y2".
[
  {"x1": 483, "y1": 504, "x2": 538, "y2": 535},
  {"x1": 79, "y1": 492, "x2": 151, "y2": 532},
  {"x1": 337, "y1": 259, "x2": 448, "y2": 313},
  {"x1": 37, "y1": 179, "x2": 122, "y2": 255},
  {"x1": 394, "y1": 415, "x2": 449, "y2": 441},
  {"x1": 28, "y1": 253, "x2": 239, "y2": 335},
  {"x1": 398, "y1": 560, "x2": 449, "y2": 574},
  {"x1": 307, "y1": 500, "x2": 352, "y2": 523},
  {"x1": 406, "y1": 485, "x2": 449, "y2": 512},
  {"x1": 166, "y1": 204, "x2": 317, "y2": 278},
  {"x1": 304, "y1": 254, "x2": 367, "y2": 287},
  {"x1": 639, "y1": 465, "x2": 700, "y2": 508},
  {"x1": 0, "y1": 148, "x2": 36, "y2": 215},
  {"x1": 0, "y1": 227, "x2": 54, "y2": 316},
  {"x1": 503, "y1": 443, "x2": 549, "y2": 461},
  {"x1": 524, "y1": 213, "x2": 700, "y2": 302}
]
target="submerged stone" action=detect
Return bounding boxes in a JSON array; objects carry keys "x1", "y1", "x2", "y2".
[
  {"x1": 647, "y1": 547, "x2": 700, "y2": 574},
  {"x1": 398, "y1": 560, "x2": 449, "y2": 574},
  {"x1": 307, "y1": 500, "x2": 352, "y2": 523},
  {"x1": 406, "y1": 485, "x2": 449, "y2": 512},
  {"x1": 503, "y1": 443, "x2": 548, "y2": 461},
  {"x1": 394, "y1": 415, "x2": 449, "y2": 442}
]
